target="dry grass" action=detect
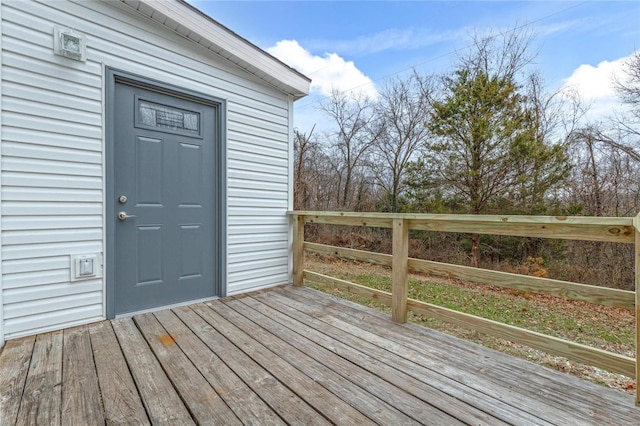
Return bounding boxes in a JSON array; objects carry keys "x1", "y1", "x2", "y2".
[{"x1": 305, "y1": 254, "x2": 637, "y2": 395}]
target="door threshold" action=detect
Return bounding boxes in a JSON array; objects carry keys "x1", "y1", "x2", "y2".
[{"x1": 114, "y1": 295, "x2": 220, "y2": 319}]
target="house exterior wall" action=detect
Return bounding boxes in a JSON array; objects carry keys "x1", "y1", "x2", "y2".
[{"x1": 0, "y1": 0, "x2": 294, "y2": 342}]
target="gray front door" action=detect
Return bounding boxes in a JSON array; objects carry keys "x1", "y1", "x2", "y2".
[{"x1": 111, "y1": 80, "x2": 218, "y2": 315}]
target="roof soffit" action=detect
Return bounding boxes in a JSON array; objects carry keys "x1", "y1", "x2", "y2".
[{"x1": 118, "y1": 0, "x2": 311, "y2": 100}]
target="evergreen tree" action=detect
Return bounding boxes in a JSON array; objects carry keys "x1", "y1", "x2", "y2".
[{"x1": 408, "y1": 31, "x2": 570, "y2": 267}]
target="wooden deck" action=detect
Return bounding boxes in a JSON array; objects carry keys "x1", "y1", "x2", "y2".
[{"x1": 1, "y1": 286, "x2": 638, "y2": 425}]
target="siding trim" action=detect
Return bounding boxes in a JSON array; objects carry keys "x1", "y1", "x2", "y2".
[
  {"x1": 287, "y1": 95, "x2": 294, "y2": 286},
  {"x1": 104, "y1": 67, "x2": 228, "y2": 318},
  {"x1": 101, "y1": 63, "x2": 107, "y2": 320},
  {"x1": 0, "y1": 0, "x2": 4, "y2": 347},
  {"x1": 220, "y1": 96, "x2": 229, "y2": 298}
]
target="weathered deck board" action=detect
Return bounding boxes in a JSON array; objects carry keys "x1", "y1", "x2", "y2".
[
  {"x1": 111, "y1": 318, "x2": 194, "y2": 425},
  {"x1": 284, "y1": 286, "x2": 640, "y2": 424},
  {"x1": 173, "y1": 305, "x2": 329, "y2": 426},
  {"x1": 303, "y1": 285, "x2": 637, "y2": 413},
  {"x1": 0, "y1": 286, "x2": 638, "y2": 425},
  {"x1": 222, "y1": 298, "x2": 424, "y2": 425},
  {"x1": 0, "y1": 335, "x2": 35, "y2": 425},
  {"x1": 134, "y1": 312, "x2": 241, "y2": 425},
  {"x1": 249, "y1": 291, "x2": 517, "y2": 425},
  {"x1": 88, "y1": 321, "x2": 149, "y2": 425},
  {"x1": 282, "y1": 287, "x2": 617, "y2": 420},
  {"x1": 270, "y1": 288, "x2": 566, "y2": 424},
  {"x1": 15, "y1": 331, "x2": 62, "y2": 426},
  {"x1": 229, "y1": 295, "x2": 475, "y2": 425},
  {"x1": 213, "y1": 298, "x2": 423, "y2": 425},
  {"x1": 154, "y1": 309, "x2": 286, "y2": 425},
  {"x1": 61, "y1": 326, "x2": 104, "y2": 425},
  {"x1": 193, "y1": 302, "x2": 374, "y2": 425}
]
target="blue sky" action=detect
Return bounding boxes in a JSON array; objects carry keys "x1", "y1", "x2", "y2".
[{"x1": 190, "y1": 1, "x2": 640, "y2": 131}]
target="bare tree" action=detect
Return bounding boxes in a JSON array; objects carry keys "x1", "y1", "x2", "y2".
[
  {"x1": 608, "y1": 50, "x2": 640, "y2": 158},
  {"x1": 615, "y1": 50, "x2": 640, "y2": 118},
  {"x1": 319, "y1": 89, "x2": 378, "y2": 209},
  {"x1": 372, "y1": 73, "x2": 434, "y2": 212},
  {"x1": 571, "y1": 126, "x2": 640, "y2": 164},
  {"x1": 563, "y1": 125, "x2": 639, "y2": 289},
  {"x1": 293, "y1": 126, "x2": 316, "y2": 210},
  {"x1": 570, "y1": 52, "x2": 640, "y2": 192},
  {"x1": 568, "y1": 125, "x2": 640, "y2": 216}
]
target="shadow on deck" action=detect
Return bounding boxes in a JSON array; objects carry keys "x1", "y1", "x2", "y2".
[{"x1": 1, "y1": 286, "x2": 638, "y2": 425}]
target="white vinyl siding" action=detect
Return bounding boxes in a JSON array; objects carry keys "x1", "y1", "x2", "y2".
[{"x1": 1, "y1": 0, "x2": 295, "y2": 340}]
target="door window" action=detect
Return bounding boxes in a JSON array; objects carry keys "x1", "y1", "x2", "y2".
[{"x1": 136, "y1": 98, "x2": 202, "y2": 137}]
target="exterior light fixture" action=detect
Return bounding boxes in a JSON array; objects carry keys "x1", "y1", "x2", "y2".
[{"x1": 53, "y1": 26, "x2": 87, "y2": 62}]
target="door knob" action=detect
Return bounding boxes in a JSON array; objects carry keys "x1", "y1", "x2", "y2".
[{"x1": 118, "y1": 211, "x2": 137, "y2": 221}]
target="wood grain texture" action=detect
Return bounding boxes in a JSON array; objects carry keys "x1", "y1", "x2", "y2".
[
  {"x1": 306, "y1": 271, "x2": 635, "y2": 377},
  {"x1": 303, "y1": 215, "x2": 394, "y2": 228},
  {"x1": 286, "y1": 286, "x2": 640, "y2": 424},
  {"x1": 293, "y1": 214, "x2": 305, "y2": 287},
  {"x1": 409, "y1": 219, "x2": 634, "y2": 243},
  {"x1": 305, "y1": 270, "x2": 393, "y2": 305},
  {"x1": 634, "y1": 213, "x2": 640, "y2": 405},
  {"x1": 237, "y1": 295, "x2": 517, "y2": 425},
  {"x1": 154, "y1": 309, "x2": 285, "y2": 425},
  {"x1": 197, "y1": 302, "x2": 373, "y2": 425},
  {"x1": 406, "y1": 298, "x2": 635, "y2": 377},
  {"x1": 290, "y1": 211, "x2": 635, "y2": 243},
  {"x1": 111, "y1": 317, "x2": 194, "y2": 425},
  {"x1": 305, "y1": 242, "x2": 634, "y2": 309},
  {"x1": 265, "y1": 289, "x2": 555, "y2": 425},
  {"x1": 134, "y1": 312, "x2": 242, "y2": 425},
  {"x1": 290, "y1": 211, "x2": 635, "y2": 225},
  {"x1": 216, "y1": 297, "x2": 422, "y2": 425},
  {"x1": 2, "y1": 287, "x2": 639, "y2": 423},
  {"x1": 392, "y1": 218, "x2": 409, "y2": 323},
  {"x1": 408, "y1": 257, "x2": 634, "y2": 309},
  {"x1": 173, "y1": 305, "x2": 329, "y2": 426},
  {"x1": 254, "y1": 291, "x2": 503, "y2": 425},
  {"x1": 0, "y1": 335, "x2": 35, "y2": 425},
  {"x1": 16, "y1": 331, "x2": 62, "y2": 426},
  {"x1": 88, "y1": 321, "x2": 149, "y2": 425},
  {"x1": 61, "y1": 326, "x2": 104, "y2": 425}
]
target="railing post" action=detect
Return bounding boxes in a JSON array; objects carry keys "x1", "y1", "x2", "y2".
[
  {"x1": 634, "y1": 213, "x2": 640, "y2": 406},
  {"x1": 392, "y1": 218, "x2": 409, "y2": 323},
  {"x1": 293, "y1": 214, "x2": 305, "y2": 287}
]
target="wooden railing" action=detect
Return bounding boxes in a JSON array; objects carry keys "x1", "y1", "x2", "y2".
[{"x1": 289, "y1": 211, "x2": 640, "y2": 405}]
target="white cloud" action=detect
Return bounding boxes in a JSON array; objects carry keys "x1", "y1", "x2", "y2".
[
  {"x1": 267, "y1": 40, "x2": 379, "y2": 99},
  {"x1": 563, "y1": 57, "x2": 625, "y2": 100},
  {"x1": 562, "y1": 54, "x2": 633, "y2": 122}
]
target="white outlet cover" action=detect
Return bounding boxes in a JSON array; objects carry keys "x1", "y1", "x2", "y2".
[{"x1": 70, "y1": 253, "x2": 103, "y2": 281}]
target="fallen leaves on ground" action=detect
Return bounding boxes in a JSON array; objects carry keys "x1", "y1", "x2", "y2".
[{"x1": 307, "y1": 255, "x2": 636, "y2": 395}]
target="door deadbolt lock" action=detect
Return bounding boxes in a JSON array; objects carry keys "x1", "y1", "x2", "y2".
[
  {"x1": 118, "y1": 195, "x2": 127, "y2": 204},
  {"x1": 118, "y1": 211, "x2": 136, "y2": 221}
]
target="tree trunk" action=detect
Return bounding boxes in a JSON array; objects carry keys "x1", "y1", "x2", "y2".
[
  {"x1": 342, "y1": 168, "x2": 352, "y2": 209},
  {"x1": 586, "y1": 136, "x2": 603, "y2": 216},
  {"x1": 471, "y1": 233, "x2": 480, "y2": 268}
]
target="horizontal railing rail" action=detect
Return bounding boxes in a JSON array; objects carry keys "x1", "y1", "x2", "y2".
[
  {"x1": 296, "y1": 211, "x2": 635, "y2": 243},
  {"x1": 289, "y1": 211, "x2": 640, "y2": 406},
  {"x1": 305, "y1": 242, "x2": 635, "y2": 310}
]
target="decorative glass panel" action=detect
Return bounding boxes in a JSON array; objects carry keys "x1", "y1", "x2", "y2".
[{"x1": 138, "y1": 100, "x2": 200, "y2": 134}]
